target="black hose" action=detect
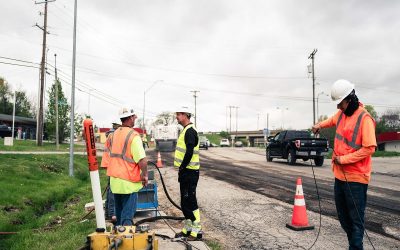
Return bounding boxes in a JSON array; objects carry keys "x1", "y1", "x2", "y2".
[
  {"x1": 148, "y1": 160, "x2": 182, "y2": 211},
  {"x1": 134, "y1": 216, "x2": 185, "y2": 226}
]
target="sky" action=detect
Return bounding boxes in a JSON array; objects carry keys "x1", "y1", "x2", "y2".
[{"x1": 1, "y1": 0, "x2": 399, "y2": 133}]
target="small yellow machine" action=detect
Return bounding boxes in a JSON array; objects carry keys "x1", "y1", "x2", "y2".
[{"x1": 87, "y1": 225, "x2": 158, "y2": 250}]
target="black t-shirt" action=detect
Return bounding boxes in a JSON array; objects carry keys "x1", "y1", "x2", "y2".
[{"x1": 180, "y1": 124, "x2": 199, "y2": 170}]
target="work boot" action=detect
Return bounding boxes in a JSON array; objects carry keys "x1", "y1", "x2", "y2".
[{"x1": 174, "y1": 231, "x2": 189, "y2": 238}]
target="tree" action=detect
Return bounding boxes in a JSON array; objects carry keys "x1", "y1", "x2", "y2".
[
  {"x1": 153, "y1": 111, "x2": 176, "y2": 125},
  {"x1": 364, "y1": 105, "x2": 378, "y2": 120},
  {"x1": 219, "y1": 131, "x2": 230, "y2": 138},
  {"x1": 45, "y1": 80, "x2": 70, "y2": 143},
  {"x1": 0, "y1": 77, "x2": 12, "y2": 115},
  {"x1": 74, "y1": 113, "x2": 84, "y2": 139},
  {"x1": 15, "y1": 90, "x2": 33, "y2": 117}
]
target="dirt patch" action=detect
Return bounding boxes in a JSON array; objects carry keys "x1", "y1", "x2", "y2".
[
  {"x1": 24, "y1": 199, "x2": 33, "y2": 206},
  {"x1": 39, "y1": 162, "x2": 63, "y2": 173},
  {"x1": 3, "y1": 205, "x2": 20, "y2": 213},
  {"x1": 64, "y1": 196, "x2": 81, "y2": 208},
  {"x1": 10, "y1": 219, "x2": 23, "y2": 225}
]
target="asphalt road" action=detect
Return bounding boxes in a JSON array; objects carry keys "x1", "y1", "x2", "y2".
[{"x1": 149, "y1": 147, "x2": 400, "y2": 242}]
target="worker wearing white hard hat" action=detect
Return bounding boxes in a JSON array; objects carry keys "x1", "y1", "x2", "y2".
[
  {"x1": 174, "y1": 106, "x2": 202, "y2": 240},
  {"x1": 102, "y1": 107, "x2": 148, "y2": 226},
  {"x1": 312, "y1": 80, "x2": 376, "y2": 249}
]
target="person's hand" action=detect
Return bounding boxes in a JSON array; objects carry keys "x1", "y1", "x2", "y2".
[
  {"x1": 311, "y1": 124, "x2": 321, "y2": 134},
  {"x1": 141, "y1": 174, "x2": 148, "y2": 187},
  {"x1": 333, "y1": 156, "x2": 342, "y2": 165}
]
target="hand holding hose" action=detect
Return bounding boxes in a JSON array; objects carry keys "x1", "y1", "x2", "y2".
[{"x1": 311, "y1": 124, "x2": 321, "y2": 134}]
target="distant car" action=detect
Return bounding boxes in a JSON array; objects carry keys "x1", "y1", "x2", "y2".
[
  {"x1": 199, "y1": 136, "x2": 209, "y2": 150},
  {"x1": 0, "y1": 124, "x2": 12, "y2": 138},
  {"x1": 234, "y1": 141, "x2": 243, "y2": 147},
  {"x1": 220, "y1": 138, "x2": 230, "y2": 147}
]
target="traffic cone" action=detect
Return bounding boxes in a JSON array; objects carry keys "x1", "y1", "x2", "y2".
[
  {"x1": 286, "y1": 177, "x2": 314, "y2": 231},
  {"x1": 156, "y1": 152, "x2": 163, "y2": 168}
]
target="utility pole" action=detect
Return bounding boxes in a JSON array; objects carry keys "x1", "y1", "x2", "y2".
[
  {"x1": 266, "y1": 113, "x2": 269, "y2": 136},
  {"x1": 228, "y1": 105, "x2": 234, "y2": 133},
  {"x1": 225, "y1": 106, "x2": 228, "y2": 132},
  {"x1": 35, "y1": 0, "x2": 55, "y2": 146},
  {"x1": 257, "y1": 113, "x2": 260, "y2": 130},
  {"x1": 190, "y1": 90, "x2": 199, "y2": 127},
  {"x1": 54, "y1": 54, "x2": 59, "y2": 150},
  {"x1": 69, "y1": 0, "x2": 77, "y2": 177},
  {"x1": 308, "y1": 49, "x2": 318, "y2": 125},
  {"x1": 235, "y1": 106, "x2": 239, "y2": 135}
]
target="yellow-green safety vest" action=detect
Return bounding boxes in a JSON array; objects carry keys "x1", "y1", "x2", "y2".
[{"x1": 174, "y1": 124, "x2": 200, "y2": 170}]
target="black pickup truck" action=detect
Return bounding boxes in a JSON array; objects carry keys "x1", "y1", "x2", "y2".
[
  {"x1": 266, "y1": 130, "x2": 329, "y2": 166},
  {"x1": 0, "y1": 125, "x2": 12, "y2": 138}
]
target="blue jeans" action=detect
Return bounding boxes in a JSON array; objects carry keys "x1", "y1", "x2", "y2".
[
  {"x1": 114, "y1": 192, "x2": 138, "y2": 226},
  {"x1": 334, "y1": 178, "x2": 368, "y2": 250}
]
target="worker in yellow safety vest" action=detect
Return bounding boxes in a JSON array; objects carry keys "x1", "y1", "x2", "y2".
[
  {"x1": 105, "y1": 108, "x2": 148, "y2": 226},
  {"x1": 173, "y1": 106, "x2": 202, "y2": 240}
]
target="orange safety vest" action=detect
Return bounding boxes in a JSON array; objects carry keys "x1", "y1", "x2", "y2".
[
  {"x1": 333, "y1": 106, "x2": 374, "y2": 175},
  {"x1": 106, "y1": 127, "x2": 141, "y2": 182},
  {"x1": 100, "y1": 133, "x2": 112, "y2": 168}
]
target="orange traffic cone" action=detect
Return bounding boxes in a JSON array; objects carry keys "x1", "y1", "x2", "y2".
[
  {"x1": 156, "y1": 152, "x2": 163, "y2": 168},
  {"x1": 286, "y1": 177, "x2": 314, "y2": 231}
]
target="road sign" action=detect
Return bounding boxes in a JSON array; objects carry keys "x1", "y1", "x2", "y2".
[{"x1": 263, "y1": 128, "x2": 269, "y2": 136}]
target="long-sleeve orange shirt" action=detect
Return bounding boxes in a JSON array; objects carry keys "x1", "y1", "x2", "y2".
[{"x1": 318, "y1": 107, "x2": 376, "y2": 184}]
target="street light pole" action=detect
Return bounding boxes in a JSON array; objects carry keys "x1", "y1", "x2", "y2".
[
  {"x1": 190, "y1": 90, "x2": 199, "y2": 128},
  {"x1": 12, "y1": 91, "x2": 16, "y2": 144},
  {"x1": 54, "y1": 54, "x2": 59, "y2": 150},
  {"x1": 317, "y1": 91, "x2": 329, "y2": 121},
  {"x1": 143, "y1": 80, "x2": 163, "y2": 131},
  {"x1": 277, "y1": 107, "x2": 289, "y2": 130},
  {"x1": 69, "y1": 0, "x2": 77, "y2": 177}
]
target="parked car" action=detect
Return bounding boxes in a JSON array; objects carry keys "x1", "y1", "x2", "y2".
[
  {"x1": 199, "y1": 136, "x2": 209, "y2": 150},
  {"x1": 220, "y1": 138, "x2": 230, "y2": 147},
  {"x1": 266, "y1": 130, "x2": 329, "y2": 166},
  {"x1": 234, "y1": 141, "x2": 243, "y2": 147},
  {"x1": 0, "y1": 124, "x2": 12, "y2": 138}
]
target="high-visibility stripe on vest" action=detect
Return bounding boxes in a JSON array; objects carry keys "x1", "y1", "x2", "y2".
[
  {"x1": 174, "y1": 124, "x2": 200, "y2": 170},
  {"x1": 334, "y1": 107, "x2": 374, "y2": 175},
  {"x1": 100, "y1": 133, "x2": 113, "y2": 168},
  {"x1": 106, "y1": 127, "x2": 141, "y2": 182}
]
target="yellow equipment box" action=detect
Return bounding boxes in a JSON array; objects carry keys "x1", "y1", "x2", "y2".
[{"x1": 87, "y1": 225, "x2": 158, "y2": 250}]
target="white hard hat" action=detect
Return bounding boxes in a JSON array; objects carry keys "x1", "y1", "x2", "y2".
[
  {"x1": 175, "y1": 106, "x2": 192, "y2": 115},
  {"x1": 118, "y1": 107, "x2": 136, "y2": 119},
  {"x1": 331, "y1": 79, "x2": 355, "y2": 104}
]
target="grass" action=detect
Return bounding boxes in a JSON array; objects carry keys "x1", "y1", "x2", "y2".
[
  {"x1": 0, "y1": 153, "x2": 221, "y2": 250},
  {"x1": 204, "y1": 238, "x2": 223, "y2": 250},
  {"x1": 203, "y1": 133, "x2": 223, "y2": 145},
  {"x1": 326, "y1": 150, "x2": 400, "y2": 158},
  {"x1": 0, "y1": 138, "x2": 85, "y2": 151},
  {"x1": 0, "y1": 154, "x2": 103, "y2": 250}
]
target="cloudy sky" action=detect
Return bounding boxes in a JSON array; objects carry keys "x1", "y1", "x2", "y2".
[{"x1": 1, "y1": 0, "x2": 399, "y2": 132}]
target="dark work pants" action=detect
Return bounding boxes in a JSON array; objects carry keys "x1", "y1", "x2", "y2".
[
  {"x1": 334, "y1": 178, "x2": 368, "y2": 250},
  {"x1": 179, "y1": 169, "x2": 199, "y2": 222},
  {"x1": 105, "y1": 177, "x2": 115, "y2": 219}
]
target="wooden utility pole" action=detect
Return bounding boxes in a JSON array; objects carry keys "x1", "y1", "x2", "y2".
[
  {"x1": 308, "y1": 49, "x2": 318, "y2": 125},
  {"x1": 35, "y1": 0, "x2": 55, "y2": 146}
]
